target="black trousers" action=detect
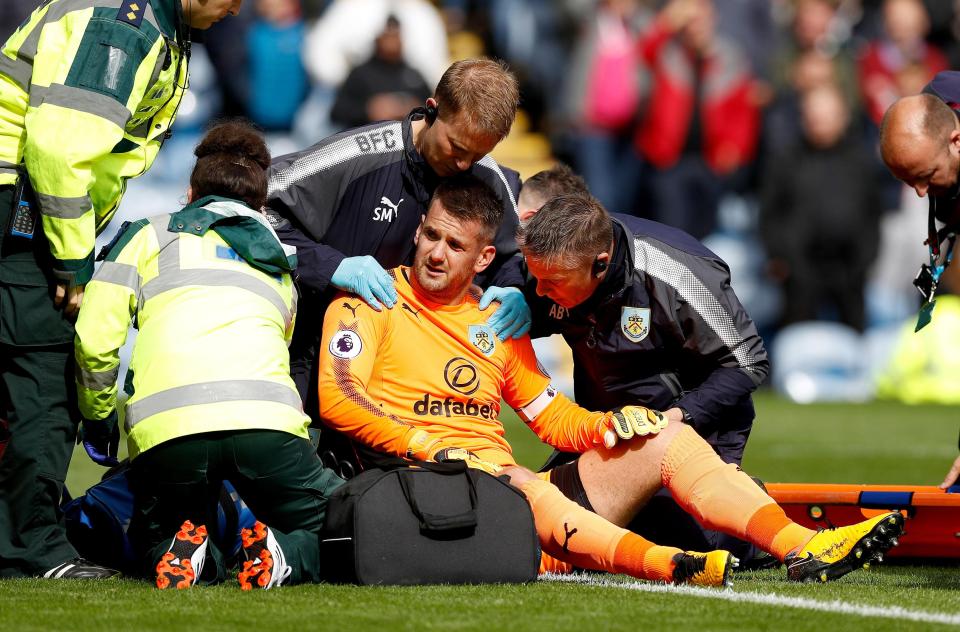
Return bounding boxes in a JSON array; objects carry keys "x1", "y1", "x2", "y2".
[
  {"x1": 0, "y1": 183, "x2": 80, "y2": 577},
  {"x1": 128, "y1": 430, "x2": 344, "y2": 585}
]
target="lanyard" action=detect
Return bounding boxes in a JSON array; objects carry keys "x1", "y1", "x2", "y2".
[{"x1": 914, "y1": 197, "x2": 958, "y2": 331}]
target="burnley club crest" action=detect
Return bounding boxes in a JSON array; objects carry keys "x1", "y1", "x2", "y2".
[
  {"x1": 621, "y1": 307, "x2": 650, "y2": 343},
  {"x1": 468, "y1": 324, "x2": 497, "y2": 356}
]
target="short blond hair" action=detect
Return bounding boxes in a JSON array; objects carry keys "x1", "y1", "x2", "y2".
[{"x1": 434, "y1": 58, "x2": 519, "y2": 140}]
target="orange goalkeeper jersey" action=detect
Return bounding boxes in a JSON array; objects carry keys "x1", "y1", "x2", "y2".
[{"x1": 318, "y1": 267, "x2": 608, "y2": 466}]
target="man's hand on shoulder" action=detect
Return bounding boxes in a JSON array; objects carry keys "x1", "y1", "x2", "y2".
[
  {"x1": 331, "y1": 256, "x2": 397, "y2": 311},
  {"x1": 479, "y1": 286, "x2": 531, "y2": 341}
]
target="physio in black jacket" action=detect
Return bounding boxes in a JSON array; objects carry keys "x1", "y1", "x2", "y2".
[
  {"x1": 266, "y1": 58, "x2": 528, "y2": 425},
  {"x1": 879, "y1": 70, "x2": 960, "y2": 490},
  {"x1": 518, "y1": 189, "x2": 770, "y2": 561}
]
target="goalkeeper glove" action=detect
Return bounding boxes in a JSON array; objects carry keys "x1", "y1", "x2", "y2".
[
  {"x1": 405, "y1": 429, "x2": 442, "y2": 461},
  {"x1": 406, "y1": 430, "x2": 502, "y2": 474},
  {"x1": 602, "y1": 406, "x2": 668, "y2": 449},
  {"x1": 433, "y1": 447, "x2": 503, "y2": 475}
]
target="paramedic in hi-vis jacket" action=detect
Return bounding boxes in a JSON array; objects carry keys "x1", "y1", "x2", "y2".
[
  {"x1": 74, "y1": 121, "x2": 342, "y2": 590},
  {"x1": 0, "y1": 0, "x2": 243, "y2": 580}
]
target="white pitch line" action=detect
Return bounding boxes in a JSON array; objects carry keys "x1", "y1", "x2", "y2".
[{"x1": 541, "y1": 573, "x2": 960, "y2": 627}]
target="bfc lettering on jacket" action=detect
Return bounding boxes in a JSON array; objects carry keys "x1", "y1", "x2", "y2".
[{"x1": 355, "y1": 129, "x2": 399, "y2": 153}]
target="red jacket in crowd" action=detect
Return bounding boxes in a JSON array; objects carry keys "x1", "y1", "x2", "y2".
[
  {"x1": 858, "y1": 40, "x2": 948, "y2": 126},
  {"x1": 634, "y1": 19, "x2": 759, "y2": 174}
]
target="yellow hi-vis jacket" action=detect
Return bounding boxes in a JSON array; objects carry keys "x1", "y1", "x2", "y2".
[
  {"x1": 876, "y1": 294, "x2": 960, "y2": 405},
  {"x1": 0, "y1": 0, "x2": 188, "y2": 285},
  {"x1": 74, "y1": 197, "x2": 310, "y2": 458}
]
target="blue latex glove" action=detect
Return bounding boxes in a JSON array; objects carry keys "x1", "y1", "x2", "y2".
[
  {"x1": 479, "y1": 286, "x2": 531, "y2": 341},
  {"x1": 331, "y1": 256, "x2": 397, "y2": 311},
  {"x1": 79, "y1": 412, "x2": 120, "y2": 467}
]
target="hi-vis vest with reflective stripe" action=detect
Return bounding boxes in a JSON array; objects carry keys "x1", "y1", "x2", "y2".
[
  {"x1": 74, "y1": 201, "x2": 309, "y2": 459},
  {"x1": 0, "y1": 0, "x2": 187, "y2": 285}
]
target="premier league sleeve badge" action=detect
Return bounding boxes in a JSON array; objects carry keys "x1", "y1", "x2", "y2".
[{"x1": 329, "y1": 329, "x2": 363, "y2": 359}]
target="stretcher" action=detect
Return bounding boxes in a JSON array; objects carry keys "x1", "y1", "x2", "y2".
[{"x1": 766, "y1": 483, "x2": 960, "y2": 559}]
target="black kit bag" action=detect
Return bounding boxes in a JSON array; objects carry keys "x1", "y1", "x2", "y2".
[{"x1": 320, "y1": 460, "x2": 540, "y2": 585}]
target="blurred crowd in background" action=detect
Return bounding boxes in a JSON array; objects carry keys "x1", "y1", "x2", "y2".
[{"x1": 3, "y1": 0, "x2": 958, "y2": 404}]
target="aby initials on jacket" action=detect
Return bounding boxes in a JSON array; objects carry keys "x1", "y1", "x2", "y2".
[{"x1": 548, "y1": 304, "x2": 569, "y2": 320}]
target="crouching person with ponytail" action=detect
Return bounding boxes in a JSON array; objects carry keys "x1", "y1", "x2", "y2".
[{"x1": 74, "y1": 120, "x2": 343, "y2": 589}]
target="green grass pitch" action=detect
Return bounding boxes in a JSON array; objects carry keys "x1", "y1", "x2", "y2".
[{"x1": 2, "y1": 391, "x2": 958, "y2": 631}]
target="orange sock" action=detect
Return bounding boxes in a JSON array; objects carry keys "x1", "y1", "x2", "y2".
[
  {"x1": 518, "y1": 477, "x2": 680, "y2": 581},
  {"x1": 660, "y1": 425, "x2": 814, "y2": 560},
  {"x1": 744, "y1": 504, "x2": 815, "y2": 560}
]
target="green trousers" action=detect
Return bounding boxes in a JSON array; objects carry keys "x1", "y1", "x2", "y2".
[
  {"x1": 0, "y1": 184, "x2": 81, "y2": 577},
  {"x1": 127, "y1": 430, "x2": 344, "y2": 585}
]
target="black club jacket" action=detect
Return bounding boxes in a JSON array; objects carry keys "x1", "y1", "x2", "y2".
[
  {"x1": 526, "y1": 214, "x2": 769, "y2": 463},
  {"x1": 266, "y1": 109, "x2": 523, "y2": 420}
]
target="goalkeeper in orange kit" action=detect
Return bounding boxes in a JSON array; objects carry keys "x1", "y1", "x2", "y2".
[{"x1": 318, "y1": 175, "x2": 903, "y2": 586}]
